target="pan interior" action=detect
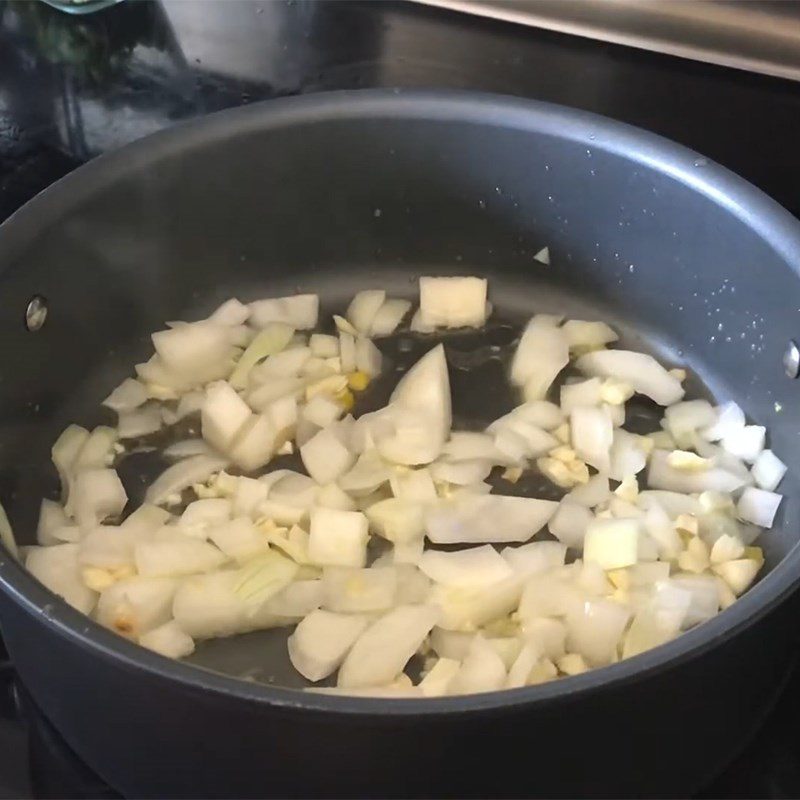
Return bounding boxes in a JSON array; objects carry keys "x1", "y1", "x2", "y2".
[{"x1": 0, "y1": 98, "x2": 797, "y2": 689}]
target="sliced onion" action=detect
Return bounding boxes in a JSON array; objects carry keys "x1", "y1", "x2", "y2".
[
  {"x1": 576, "y1": 350, "x2": 684, "y2": 406},
  {"x1": 510, "y1": 317, "x2": 569, "y2": 400},
  {"x1": 355, "y1": 337, "x2": 382, "y2": 377},
  {"x1": 135, "y1": 529, "x2": 227, "y2": 578},
  {"x1": 647, "y1": 450, "x2": 746, "y2": 493},
  {"x1": 250, "y1": 346, "x2": 311, "y2": 383},
  {"x1": 309, "y1": 334, "x2": 339, "y2": 358},
  {"x1": 139, "y1": 620, "x2": 195, "y2": 659},
  {"x1": 118, "y1": 405, "x2": 163, "y2": 439},
  {"x1": 96, "y1": 575, "x2": 178, "y2": 638},
  {"x1": 163, "y1": 439, "x2": 213, "y2": 460}
]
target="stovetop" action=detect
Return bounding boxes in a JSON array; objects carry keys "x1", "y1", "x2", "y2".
[{"x1": 2, "y1": 1, "x2": 800, "y2": 796}]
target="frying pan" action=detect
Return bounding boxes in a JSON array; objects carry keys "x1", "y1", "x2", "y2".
[{"x1": 0, "y1": 90, "x2": 798, "y2": 798}]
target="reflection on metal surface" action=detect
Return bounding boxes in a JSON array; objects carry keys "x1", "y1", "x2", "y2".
[{"x1": 412, "y1": 0, "x2": 800, "y2": 81}]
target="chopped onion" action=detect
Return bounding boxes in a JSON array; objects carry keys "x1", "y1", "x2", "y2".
[
  {"x1": 207, "y1": 518, "x2": 267, "y2": 564},
  {"x1": 648, "y1": 449, "x2": 746, "y2": 493},
  {"x1": 118, "y1": 405, "x2": 163, "y2": 439},
  {"x1": 37, "y1": 499, "x2": 71, "y2": 546},
  {"x1": 288, "y1": 610, "x2": 369, "y2": 682},
  {"x1": 208, "y1": 297, "x2": 250, "y2": 326},
  {"x1": 700, "y1": 401, "x2": 746, "y2": 442},
  {"x1": 419, "y1": 545, "x2": 512, "y2": 587},
  {"x1": 431, "y1": 576, "x2": 522, "y2": 631},
  {"x1": 228, "y1": 414, "x2": 278, "y2": 472},
  {"x1": 26, "y1": 544, "x2": 96, "y2": 613},
  {"x1": 229, "y1": 323, "x2": 294, "y2": 389},
  {"x1": 609, "y1": 429, "x2": 648, "y2": 481},
  {"x1": 308, "y1": 508, "x2": 369, "y2": 567},
  {"x1": 721, "y1": 425, "x2": 765, "y2": 463},
  {"x1": 96, "y1": 575, "x2": 178, "y2": 638},
  {"x1": 566, "y1": 474, "x2": 610, "y2": 507},
  {"x1": 103, "y1": 378, "x2": 148, "y2": 413},
  {"x1": 146, "y1": 455, "x2": 228, "y2": 506},
  {"x1": 71, "y1": 469, "x2": 127, "y2": 530},
  {"x1": 419, "y1": 276, "x2": 488, "y2": 329},
  {"x1": 567, "y1": 600, "x2": 630, "y2": 666},
  {"x1": 419, "y1": 657, "x2": 461, "y2": 697},
  {"x1": 571, "y1": 406, "x2": 613, "y2": 473},
  {"x1": 300, "y1": 426, "x2": 356, "y2": 485},
  {"x1": 309, "y1": 334, "x2": 339, "y2": 358},
  {"x1": 355, "y1": 337, "x2": 382, "y2": 377},
  {"x1": 251, "y1": 346, "x2": 312, "y2": 383},
  {"x1": 426, "y1": 494, "x2": 558, "y2": 544},
  {"x1": 371, "y1": 299, "x2": 412, "y2": 336},
  {"x1": 547, "y1": 501, "x2": 593, "y2": 549},
  {"x1": 501, "y1": 540, "x2": 567, "y2": 576},
  {"x1": 201, "y1": 382, "x2": 252, "y2": 453},
  {"x1": 163, "y1": 439, "x2": 213, "y2": 460},
  {"x1": 135, "y1": 529, "x2": 227, "y2": 578},
  {"x1": 248, "y1": 294, "x2": 319, "y2": 330},
  {"x1": 347, "y1": 290, "x2": 386, "y2": 333},
  {"x1": 752, "y1": 449, "x2": 787, "y2": 492},
  {"x1": 510, "y1": 317, "x2": 569, "y2": 400},
  {"x1": 737, "y1": 487, "x2": 782, "y2": 527},
  {"x1": 152, "y1": 321, "x2": 233, "y2": 384},
  {"x1": 583, "y1": 518, "x2": 641, "y2": 570},
  {"x1": 562, "y1": 320, "x2": 618, "y2": 351},
  {"x1": 322, "y1": 566, "x2": 397, "y2": 613},
  {"x1": 337, "y1": 604, "x2": 439, "y2": 689},
  {"x1": 303, "y1": 395, "x2": 343, "y2": 428},
  {"x1": 139, "y1": 620, "x2": 195, "y2": 659},
  {"x1": 449, "y1": 635, "x2": 506, "y2": 694},
  {"x1": 52, "y1": 425, "x2": 89, "y2": 502},
  {"x1": 576, "y1": 350, "x2": 684, "y2": 406}
]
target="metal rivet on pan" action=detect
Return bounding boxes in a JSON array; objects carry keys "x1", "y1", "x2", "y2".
[
  {"x1": 24, "y1": 295, "x2": 48, "y2": 332},
  {"x1": 783, "y1": 340, "x2": 800, "y2": 378}
]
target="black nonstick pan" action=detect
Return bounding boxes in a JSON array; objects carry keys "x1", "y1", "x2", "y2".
[{"x1": 0, "y1": 90, "x2": 798, "y2": 798}]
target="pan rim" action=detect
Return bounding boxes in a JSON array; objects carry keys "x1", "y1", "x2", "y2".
[{"x1": 1, "y1": 87, "x2": 800, "y2": 715}]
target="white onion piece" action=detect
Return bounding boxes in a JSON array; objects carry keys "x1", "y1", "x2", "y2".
[
  {"x1": 248, "y1": 294, "x2": 319, "y2": 330},
  {"x1": 609, "y1": 429, "x2": 648, "y2": 481},
  {"x1": 638, "y1": 490, "x2": 700, "y2": 518},
  {"x1": 355, "y1": 337, "x2": 382, "y2": 377},
  {"x1": 347, "y1": 290, "x2": 386, "y2": 333},
  {"x1": 431, "y1": 576, "x2": 522, "y2": 631},
  {"x1": 118, "y1": 406, "x2": 163, "y2": 439},
  {"x1": 737, "y1": 487, "x2": 782, "y2": 527},
  {"x1": 146, "y1": 455, "x2": 228, "y2": 506},
  {"x1": 337, "y1": 604, "x2": 439, "y2": 689},
  {"x1": 409, "y1": 308, "x2": 435, "y2": 334},
  {"x1": 180, "y1": 498, "x2": 232, "y2": 535},
  {"x1": 571, "y1": 406, "x2": 612, "y2": 473},
  {"x1": 309, "y1": 334, "x2": 339, "y2": 358},
  {"x1": 163, "y1": 440, "x2": 213, "y2": 460},
  {"x1": 426, "y1": 494, "x2": 558, "y2": 544},
  {"x1": 700, "y1": 401, "x2": 746, "y2": 442},
  {"x1": 152, "y1": 321, "x2": 232, "y2": 384},
  {"x1": 207, "y1": 518, "x2": 267, "y2": 564},
  {"x1": 583, "y1": 518, "x2": 641, "y2": 569},
  {"x1": 103, "y1": 378, "x2": 148, "y2": 413},
  {"x1": 493, "y1": 419, "x2": 558, "y2": 459},
  {"x1": 26, "y1": 544, "x2": 96, "y2": 614},
  {"x1": 721, "y1": 425, "x2": 765, "y2": 463},
  {"x1": 52, "y1": 425, "x2": 90, "y2": 502},
  {"x1": 300, "y1": 426, "x2": 355, "y2": 485},
  {"x1": 338, "y1": 332, "x2": 356, "y2": 373},
  {"x1": 518, "y1": 573, "x2": 583, "y2": 621},
  {"x1": 430, "y1": 627, "x2": 473, "y2": 660},
  {"x1": 269, "y1": 473, "x2": 318, "y2": 510},
  {"x1": 442, "y1": 432, "x2": 508, "y2": 463},
  {"x1": 37, "y1": 499, "x2": 70, "y2": 547},
  {"x1": 668, "y1": 574, "x2": 719, "y2": 628},
  {"x1": 247, "y1": 377, "x2": 306, "y2": 412},
  {"x1": 308, "y1": 508, "x2": 369, "y2": 567},
  {"x1": 489, "y1": 401, "x2": 564, "y2": 433},
  {"x1": 560, "y1": 378, "x2": 602, "y2": 414},
  {"x1": 371, "y1": 299, "x2": 412, "y2": 336},
  {"x1": 173, "y1": 571, "x2": 290, "y2": 639},
  {"x1": 449, "y1": 636, "x2": 507, "y2": 695},
  {"x1": 366, "y1": 498, "x2": 426, "y2": 543},
  {"x1": 419, "y1": 545, "x2": 512, "y2": 587},
  {"x1": 262, "y1": 580, "x2": 324, "y2": 618},
  {"x1": 566, "y1": 474, "x2": 610, "y2": 507},
  {"x1": 288, "y1": 610, "x2": 370, "y2": 682},
  {"x1": 135, "y1": 356, "x2": 192, "y2": 395},
  {"x1": 322, "y1": 566, "x2": 397, "y2": 613},
  {"x1": 376, "y1": 345, "x2": 452, "y2": 466},
  {"x1": 201, "y1": 382, "x2": 252, "y2": 453},
  {"x1": 566, "y1": 600, "x2": 630, "y2": 666},
  {"x1": 390, "y1": 468, "x2": 437, "y2": 505},
  {"x1": 339, "y1": 450, "x2": 391, "y2": 495},
  {"x1": 96, "y1": 576, "x2": 178, "y2": 638},
  {"x1": 139, "y1": 620, "x2": 195, "y2": 659},
  {"x1": 419, "y1": 657, "x2": 461, "y2": 697},
  {"x1": 576, "y1": 350, "x2": 684, "y2": 406},
  {"x1": 71, "y1": 469, "x2": 127, "y2": 530},
  {"x1": 647, "y1": 450, "x2": 745, "y2": 493},
  {"x1": 228, "y1": 414, "x2": 278, "y2": 472},
  {"x1": 419, "y1": 276, "x2": 488, "y2": 328},
  {"x1": 562, "y1": 320, "x2": 618, "y2": 351},
  {"x1": 229, "y1": 323, "x2": 295, "y2": 389},
  {"x1": 135, "y1": 529, "x2": 227, "y2": 578},
  {"x1": 251, "y1": 346, "x2": 312, "y2": 383},
  {"x1": 303, "y1": 395, "x2": 343, "y2": 428},
  {"x1": 752, "y1": 449, "x2": 787, "y2": 492},
  {"x1": 74, "y1": 427, "x2": 118, "y2": 473},
  {"x1": 501, "y1": 540, "x2": 567, "y2": 576},
  {"x1": 430, "y1": 459, "x2": 493, "y2": 486},
  {"x1": 316, "y1": 482, "x2": 356, "y2": 511},
  {"x1": 522, "y1": 618, "x2": 567, "y2": 661},
  {"x1": 510, "y1": 317, "x2": 569, "y2": 400},
  {"x1": 208, "y1": 297, "x2": 250, "y2": 326},
  {"x1": 547, "y1": 501, "x2": 593, "y2": 549},
  {"x1": 664, "y1": 400, "x2": 716, "y2": 442}
]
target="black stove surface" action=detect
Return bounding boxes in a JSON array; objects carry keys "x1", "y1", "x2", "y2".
[{"x1": 2, "y1": 1, "x2": 800, "y2": 797}]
